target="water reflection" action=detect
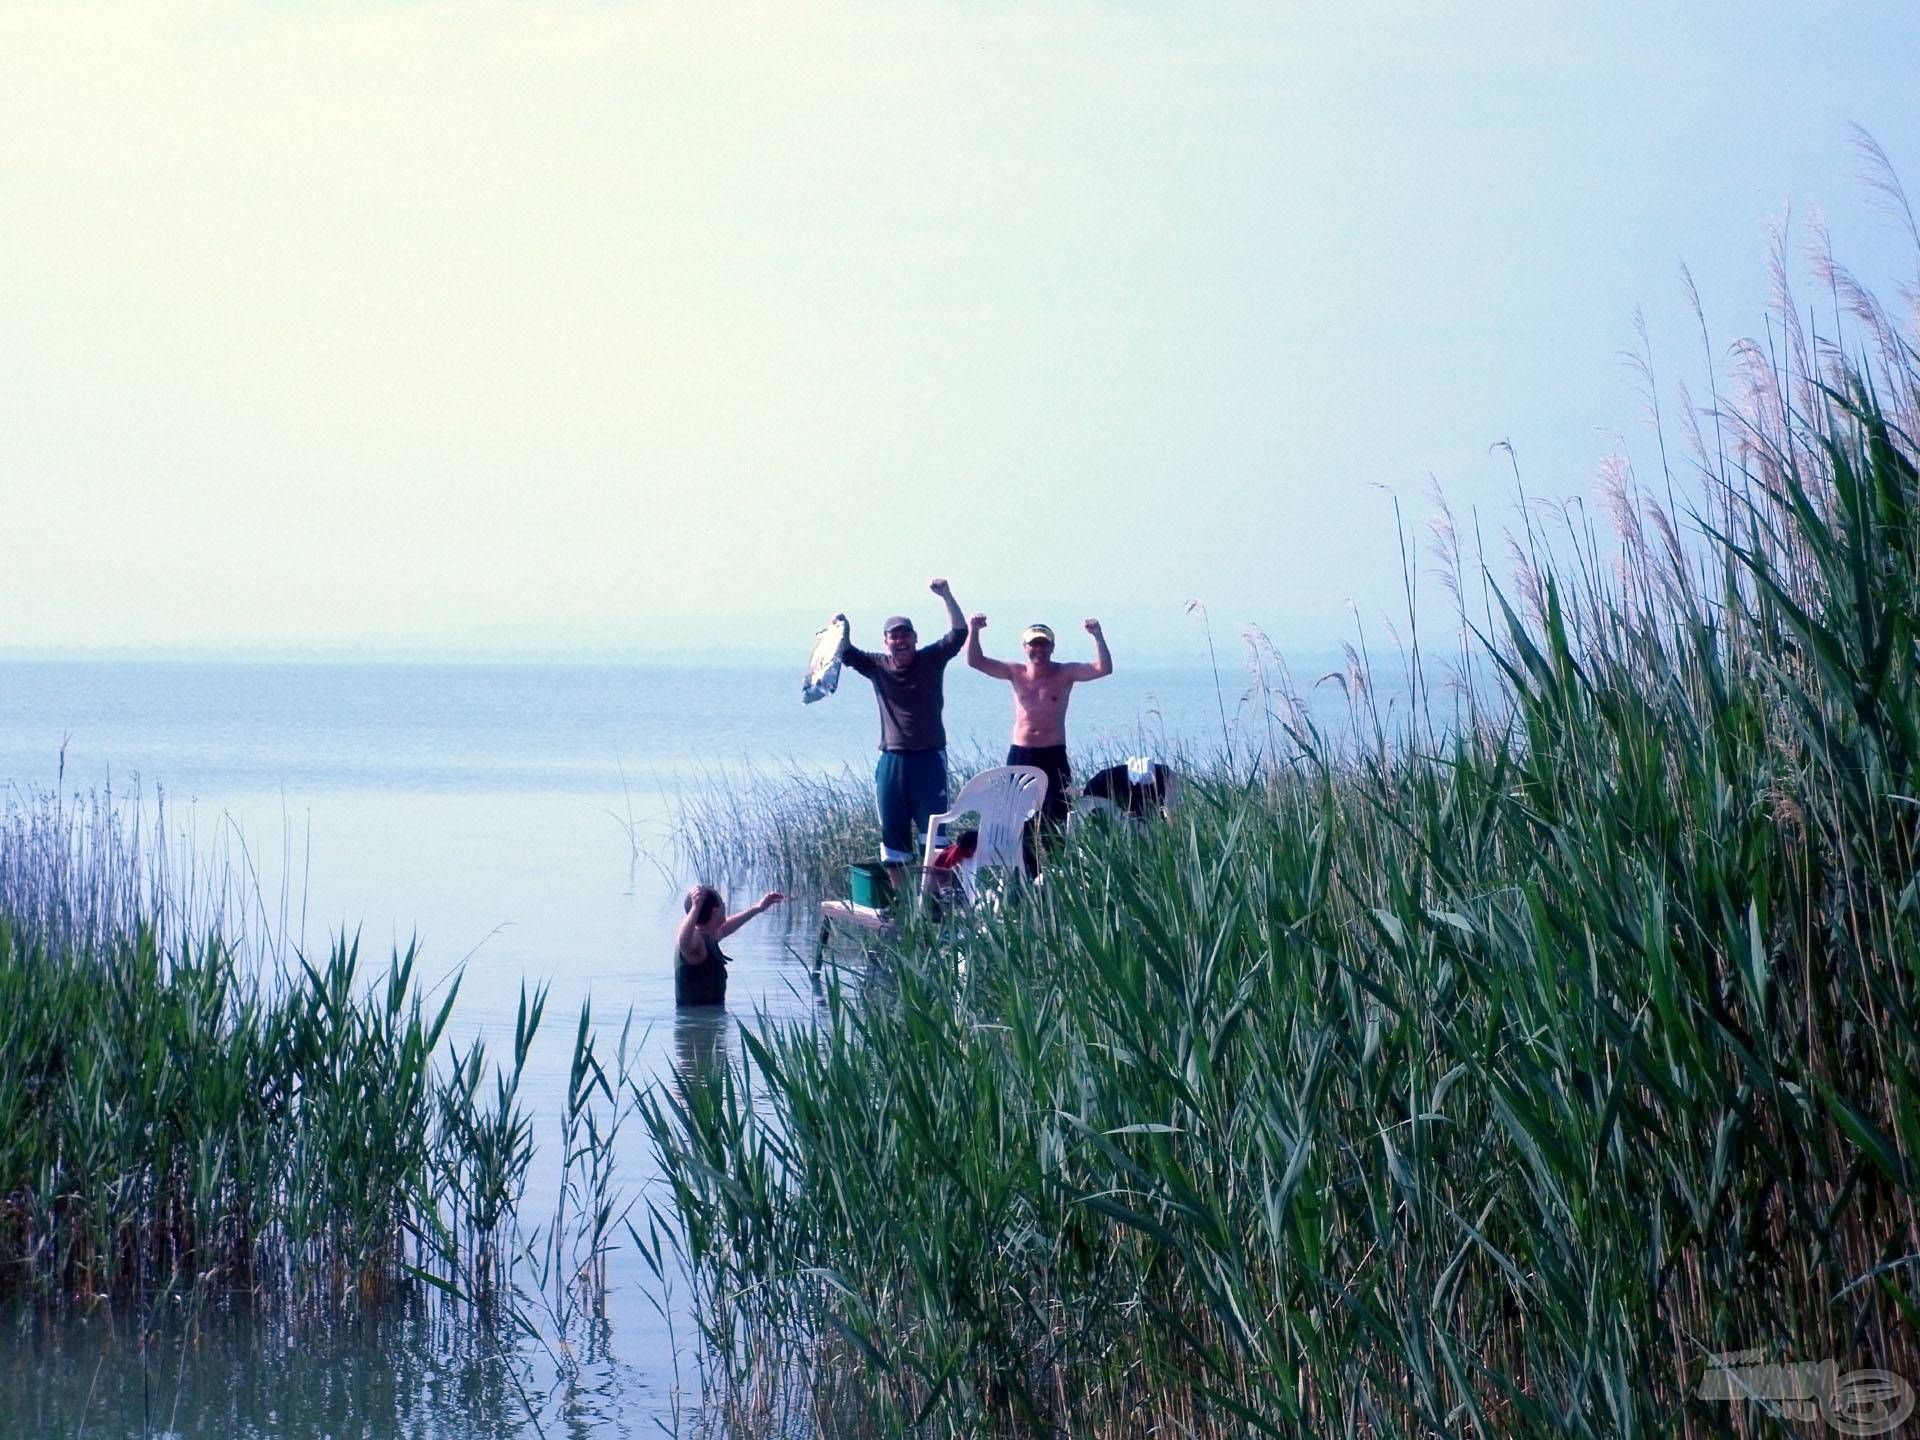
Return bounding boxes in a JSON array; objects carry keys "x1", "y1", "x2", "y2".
[
  {"x1": 3, "y1": 1299, "x2": 642, "y2": 1440},
  {"x1": 673, "y1": 1006, "x2": 733, "y2": 1101}
]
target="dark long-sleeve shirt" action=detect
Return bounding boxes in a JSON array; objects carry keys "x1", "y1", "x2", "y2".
[{"x1": 840, "y1": 628, "x2": 966, "y2": 751}]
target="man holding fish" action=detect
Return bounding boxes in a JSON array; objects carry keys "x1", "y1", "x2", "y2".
[{"x1": 829, "y1": 577, "x2": 970, "y2": 870}]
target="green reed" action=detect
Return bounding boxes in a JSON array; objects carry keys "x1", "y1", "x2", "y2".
[
  {"x1": 671, "y1": 759, "x2": 880, "y2": 892},
  {"x1": 643, "y1": 219, "x2": 1920, "y2": 1432},
  {"x1": 670, "y1": 743, "x2": 1139, "y2": 894},
  {"x1": 0, "y1": 908, "x2": 457, "y2": 1307},
  {"x1": 0, "y1": 782, "x2": 638, "y2": 1353}
]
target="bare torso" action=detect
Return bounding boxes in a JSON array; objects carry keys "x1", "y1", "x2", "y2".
[
  {"x1": 1008, "y1": 663, "x2": 1077, "y2": 746},
  {"x1": 966, "y1": 615, "x2": 1110, "y2": 744}
]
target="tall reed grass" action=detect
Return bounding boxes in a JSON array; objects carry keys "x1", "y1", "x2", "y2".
[
  {"x1": 671, "y1": 759, "x2": 879, "y2": 892},
  {"x1": 0, "y1": 783, "x2": 632, "y2": 1353},
  {"x1": 643, "y1": 189, "x2": 1920, "y2": 1434},
  {"x1": 671, "y1": 746, "x2": 1004, "y2": 891}
]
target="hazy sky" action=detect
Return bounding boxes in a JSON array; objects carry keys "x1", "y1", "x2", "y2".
[{"x1": 3, "y1": 2, "x2": 1915, "y2": 661}]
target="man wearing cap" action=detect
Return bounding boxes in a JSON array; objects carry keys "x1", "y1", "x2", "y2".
[
  {"x1": 965, "y1": 614, "x2": 1113, "y2": 854},
  {"x1": 832, "y1": 578, "x2": 970, "y2": 869}
]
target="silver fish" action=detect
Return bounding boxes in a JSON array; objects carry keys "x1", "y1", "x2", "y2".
[{"x1": 801, "y1": 617, "x2": 848, "y2": 704}]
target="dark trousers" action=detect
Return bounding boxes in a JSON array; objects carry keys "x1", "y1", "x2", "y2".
[
  {"x1": 875, "y1": 748, "x2": 949, "y2": 862},
  {"x1": 1007, "y1": 744, "x2": 1071, "y2": 872}
]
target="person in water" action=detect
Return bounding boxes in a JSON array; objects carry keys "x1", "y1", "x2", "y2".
[
  {"x1": 832, "y1": 577, "x2": 969, "y2": 872},
  {"x1": 675, "y1": 884, "x2": 783, "y2": 1007},
  {"x1": 965, "y1": 614, "x2": 1113, "y2": 862}
]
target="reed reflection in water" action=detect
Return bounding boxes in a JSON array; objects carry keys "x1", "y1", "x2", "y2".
[{"x1": 2, "y1": 1299, "x2": 668, "y2": 1440}]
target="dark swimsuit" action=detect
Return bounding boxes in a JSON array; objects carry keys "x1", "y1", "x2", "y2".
[{"x1": 675, "y1": 932, "x2": 731, "y2": 1007}]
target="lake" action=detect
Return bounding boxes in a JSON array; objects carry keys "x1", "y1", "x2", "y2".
[{"x1": 0, "y1": 655, "x2": 1307, "y2": 1438}]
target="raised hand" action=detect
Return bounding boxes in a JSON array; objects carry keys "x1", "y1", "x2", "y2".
[
  {"x1": 1084, "y1": 618, "x2": 1103, "y2": 634},
  {"x1": 929, "y1": 577, "x2": 951, "y2": 596},
  {"x1": 758, "y1": 891, "x2": 785, "y2": 910},
  {"x1": 969, "y1": 612, "x2": 988, "y2": 631}
]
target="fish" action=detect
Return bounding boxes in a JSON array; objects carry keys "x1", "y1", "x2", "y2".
[{"x1": 802, "y1": 616, "x2": 848, "y2": 704}]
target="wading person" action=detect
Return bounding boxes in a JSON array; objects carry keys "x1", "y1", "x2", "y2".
[
  {"x1": 965, "y1": 614, "x2": 1113, "y2": 866},
  {"x1": 675, "y1": 885, "x2": 783, "y2": 1008},
  {"x1": 833, "y1": 578, "x2": 969, "y2": 872}
]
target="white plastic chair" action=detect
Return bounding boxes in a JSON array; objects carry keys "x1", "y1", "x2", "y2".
[{"x1": 921, "y1": 765, "x2": 1048, "y2": 903}]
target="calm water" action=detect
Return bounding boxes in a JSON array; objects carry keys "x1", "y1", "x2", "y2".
[{"x1": 0, "y1": 657, "x2": 1273, "y2": 1438}]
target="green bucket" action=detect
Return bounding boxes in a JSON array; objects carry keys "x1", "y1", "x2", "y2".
[{"x1": 847, "y1": 862, "x2": 894, "y2": 908}]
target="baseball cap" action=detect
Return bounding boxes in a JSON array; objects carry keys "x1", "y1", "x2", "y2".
[
  {"x1": 1020, "y1": 624, "x2": 1056, "y2": 646},
  {"x1": 883, "y1": 615, "x2": 916, "y2": 635}
]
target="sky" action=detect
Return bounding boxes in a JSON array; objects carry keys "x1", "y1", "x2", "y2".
[{"x1": 2, "y1": 1, "x2": 1916, "y2": 664}]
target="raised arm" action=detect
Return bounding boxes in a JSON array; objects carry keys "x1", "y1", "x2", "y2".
[
  {"x1": 833, "y1": 612, "x2": 879, "y2": 677},
  {"x1": 1061, "y1": 618, "x2": 1113, "y2": 681},
  {"x1": 716, "y1": 891, "x2": 784, "y2": 939},
  {"x1": 677, "y1": 892, "x2": 713, "y2": 963},
  {"x1": 965, "y1": 613, "x2": 1016, "y2": 680},
  {"x1": 930, "y1": 577, "x2": 966, "y2": 635}
]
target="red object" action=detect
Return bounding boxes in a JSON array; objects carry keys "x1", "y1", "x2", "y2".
[{"x1": 933, "y1": 832, "x2": 978, "y2": 871}]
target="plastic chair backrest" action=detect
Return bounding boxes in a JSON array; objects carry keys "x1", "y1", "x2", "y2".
[{"x1": 922, "y1": 765, "x2": 1048, "y2": 896}]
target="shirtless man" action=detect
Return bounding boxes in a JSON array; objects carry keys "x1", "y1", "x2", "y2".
[{"x1": 965, "y1": 614, "x2": 1113, "y2": 841}]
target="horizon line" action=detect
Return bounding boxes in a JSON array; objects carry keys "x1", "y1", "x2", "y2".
[{"x1": 0, "y1": 639, "x2": 1359, "y2": 670}]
